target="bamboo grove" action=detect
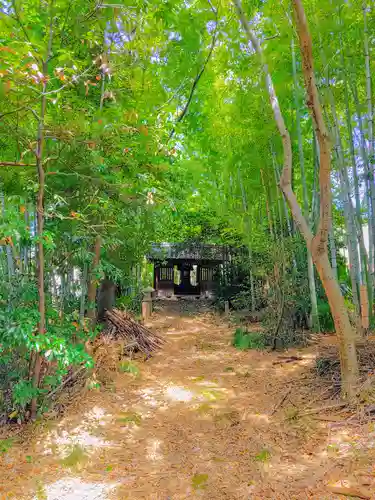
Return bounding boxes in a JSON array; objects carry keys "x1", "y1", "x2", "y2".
[{"x1": 0, "y1": 0, "x2": 375, "y2": 418}]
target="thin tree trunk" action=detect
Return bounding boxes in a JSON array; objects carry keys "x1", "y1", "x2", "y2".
[
  {"x1": 79, "y1": 262, "x2": 88, "y2": 327},
  {"x1": 23, "y1": 208, "x2": 29, "y2": 274},
  {"x1": 363, "y1": 1, "x2": 375, "y2": 286},
  {"x1": 260, "y1": 169, "x2": 274, "y2": 240},
  {"x1": 322, "y1": 51, "x2": 361, "y2": 328},
  {"x1": 238, "y1": 169, "x2": 256, "y2": 312},
  {"x1": 0, "y1": 191, "x2": 15, "y2": 279},
  {"x1": 292, "y1": 38, "x2": 319, "y2": 331},
  {"x1": 272, "y1": 149, "x2": 294, "y2": 237},
  {"x1": 273, "y1": 157, "x2": 285, "y2": 234},
  {"x1": 341, "y1": 42, "x2": 369, "y2": 304},
  {"x1": 59, "y1": 271, "x2": 66, "y2": 319},
  {"x1": 311, "y1": 131, "x2": 320, "y2": 225},
  {"x1": 87, "y1": 235, "x2": 101, "y2": 328},
  {"x1": 51, "y1": 271, "x2": 58, "y2": 305},
  {"x1": 329, "y1": 222, "x2": 338, "y2": 282},
  {"x1": 352, "y1": 81, "x2": 374, "y2": 307},
  {"x1": 30, "y1": 4, "x2": 54, "y2": 420},
  {"x1": 248, "y1": 245, "x2": 256, "y2": 313},
  {"x1": 338, "y1": 168, "x2": 361, "y2": 327},
  {"x1": 233, "y1": 0, "x2": 359, "y2": 397}
]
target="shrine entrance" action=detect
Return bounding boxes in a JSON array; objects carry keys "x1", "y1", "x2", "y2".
[
  {"x1": 148, "y1": 243, "x2": 228, "y2": 298},
  {"x1": 174, "y1": 262, "x2": 200, "y2": 296}
]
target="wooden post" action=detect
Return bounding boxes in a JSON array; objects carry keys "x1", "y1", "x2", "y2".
[{"x1": 360, "y1": 284, "x2": 369, "y2": 331}]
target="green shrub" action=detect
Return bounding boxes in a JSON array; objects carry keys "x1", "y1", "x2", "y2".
[
  {"x1": 233, "y1": 327, "x2": 265, "y2": 350},
  {"x1": 0, "y1": 288, "x2": 95, "y2": 421},
  {"x1": 317, "y1": 301, "x2": 334, "y2": 332},
  {"x1": 118, "y1": 360, "x2": 140, "y2": 377}
]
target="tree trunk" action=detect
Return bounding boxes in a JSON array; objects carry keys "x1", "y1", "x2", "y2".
[
  {"x1": 30, "y1": 7, "x2": 54, "y2": 420},
  {"x1": 352, "y1": 81, "x2": 374, "y2": 309},
  {"x1": 329, "y1": 222, "x2": 339, "y2": 282},
  {"x1": 23, "y1": 208, "x2": 29, "y2": 274},
  {"x1": 0, "y1": 191, "x2": 15, "y2": 279},
  {"x1": 87, "y1": 235, "x2": 101, "y2": 328},
  {"x1": 272, "y1": 149, "x2": 294, "y2": 237},
  {"x1": 314, "y1": 251, "x2": 360, "y2": 392},
  {"x1": 238, "y1": 168, "x2": 256, "y2": 312},
  {"x1": 233, "y1": 0, "x2": 359, "y2": 398},
  {"x1": 338, "y1": 167, "x2": 361, "y2": 324},
  {"x1": 260, "y1": 169, "x2": 274, "y2": 240},
  {"x1": 322, "y1": 48, "x2": 361, "y2": 330},
  {"x1": 311, "y1": 132, "x2": 320, "y2": 225},
  {"x1": 342, "y1": 45, "x2": 369, "y2": 297},
  {"x1": 79, "y1": 262, "x2": 88, "y2": 327},
  {"x1": 363, "y1": 0, "x2": 375, "y2": 286},
  {"x1": 97, "y1": 278, "x2": 116, "y2": 321},
  {"x1": 292, "y1": 38, "x2": 319, "y2": 331}
]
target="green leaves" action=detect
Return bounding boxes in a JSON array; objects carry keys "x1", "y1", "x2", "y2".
[
  {"x1": 118, "y1": 360, "x2": 140, "y2": 377},
  {"x1": 233, "y1": 328, "x2": 266, "y2": 350},
  {"x1": 192, "y1": 473, "x2": 209, "y2": 491}
]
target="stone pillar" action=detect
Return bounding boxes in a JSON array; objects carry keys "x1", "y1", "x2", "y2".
[
  {"x1": 224, "y1": 300, "x2": 230, "y2": 315},
  {"x1": 142, "y1": 286, "x2": 154, "y2": 321}
]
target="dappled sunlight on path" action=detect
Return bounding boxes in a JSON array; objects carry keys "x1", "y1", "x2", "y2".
[{"x1": 1, "y1": 303, "x2": 375, "y2": 499}]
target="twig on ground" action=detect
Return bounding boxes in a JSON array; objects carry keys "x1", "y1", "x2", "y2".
[
  {"x1": 272, "y1": 356, "x2": 303, "y2": 365},
  {"x1": 311, "y1": 415, "x2": 345, "y2": 422},
  {"x1": 304, "y1": 385, "x2": 334, "y2": 410},
  {"x1": 298, "y1": 402, "x2": 347, "y2": 417},
  {"x1": 271, "y1": 387, "x2": 291, "y2": 415}
]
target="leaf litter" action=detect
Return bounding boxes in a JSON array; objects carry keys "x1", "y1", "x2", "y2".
[{"x1": 0, "y1": 300, "x2": 374, "y2": 499}]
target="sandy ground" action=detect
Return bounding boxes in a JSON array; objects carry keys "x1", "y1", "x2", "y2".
[{"x1": 0, "y1": 301, "x2": 374, "y2": 499}]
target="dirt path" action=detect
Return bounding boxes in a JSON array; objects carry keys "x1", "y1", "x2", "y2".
[{"x1": 1, "y1": 303, "x2": 374, "y2": 499}]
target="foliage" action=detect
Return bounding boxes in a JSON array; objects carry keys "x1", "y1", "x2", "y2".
[
  {"x1": 191, "y1": 473, "x2": 209, "y2": 491},
  {"x1": 233, "y1": 327, "x2": 266, "y2": 351},
  {"x1": 60, "y1": 445, "x2": 88, "y2": 469},
  {"x1": 253, "y1": 449, "x2": 271, "y2": 463},
  {"x1": 118, "y1": 360, "x2": 140, "y2": 377},
  {"x1": 317, "y1": 301, "x2": 335, "y2": 333},
  {"x1": 117, "y1": 412, "x2": 142, "y2": 426}
]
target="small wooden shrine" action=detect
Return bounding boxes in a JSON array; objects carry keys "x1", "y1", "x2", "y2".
[{"x1": 148, "y1": 243, "x2": 228, "y2": 298}]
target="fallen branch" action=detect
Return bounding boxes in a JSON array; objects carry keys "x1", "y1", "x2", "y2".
[
  {"x1": 311, "y1": 415, "x2": 344, "y2": 422},
  {"x1": 298, "y1": 402, "x2": 347, "y2": 417},
  {"x1": 271, "y1": 387, "x2": 291, "y2": 415},
  {"x1": 46, "y1": 364, "x2": 87, "y2": 399},
  {"x1": 327, "y1": 485, "x2": 372, "y2": 499},
  {"x1": 273, "y1": 356, "x2": 303, "y2": 365}
]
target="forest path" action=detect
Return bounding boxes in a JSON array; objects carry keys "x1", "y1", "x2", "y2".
[{"x1": 1, "y1": 301, "x2": 374, "y2": 499}]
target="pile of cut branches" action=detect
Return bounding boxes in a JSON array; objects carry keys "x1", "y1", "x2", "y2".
[
  {"x1": 313, "y1": 341, "x2": 375, "y2": 422},
  {"x1": 103, "y1": 308, "x2": 165, "y2": 355},
  {"x1": 316, "y1": 342, "x2": 375, "y2": 380}
]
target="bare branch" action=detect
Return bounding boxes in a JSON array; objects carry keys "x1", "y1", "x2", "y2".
[
  {"x1": 11, "y1": 0, "x2": 43, "y2": 64},
  {"x1": 0, "y1": 106, "x2": 28, "y2": 120},
  {"x1": 0, "y1": 105, "x2": 40, "y2": 121},
  {"x1": 156, "y1": 78, "x2": 189, "y2": 112},
  {"x1": 168, "y1": 12, "x2": 218, "y2": 142}
]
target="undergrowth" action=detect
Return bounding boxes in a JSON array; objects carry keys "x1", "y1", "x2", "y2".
[{"x1": 233, "y1": 328, "x2": 266, "y2": 350}]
